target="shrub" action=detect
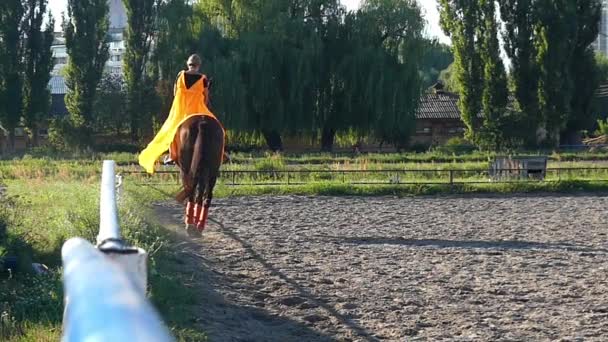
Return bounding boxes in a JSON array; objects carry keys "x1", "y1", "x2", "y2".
[{"x1": 435, "y1": 137, "x2": 476, "y2": 154}]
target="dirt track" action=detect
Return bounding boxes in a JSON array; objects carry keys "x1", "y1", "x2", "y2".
[{"x1": 154, "y1": 194, "x2": 608, "y2": 341}]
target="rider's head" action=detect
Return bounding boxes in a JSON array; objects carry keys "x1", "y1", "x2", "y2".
[{"x1": 187, "y1": 54, "x2": 201, "y2": 72}]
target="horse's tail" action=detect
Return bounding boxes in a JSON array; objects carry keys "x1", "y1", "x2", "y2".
[
  {"x1": 176, "y1": 118, "x2": 206, "y2": 203},
  {"x1": 189, "y1": 118, "x2": 206, "y2": 187}
]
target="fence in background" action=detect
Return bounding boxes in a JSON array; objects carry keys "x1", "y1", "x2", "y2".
[{"x1": 120, "y1": 167, "x2": 608, "y2": 186}]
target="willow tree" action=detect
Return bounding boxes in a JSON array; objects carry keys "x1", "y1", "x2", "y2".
[
  {"x1": 151, "y1": 0, "x2": 197, "y2": 132},
  {"x1": 419, "y1": 39, "x2": 453, "y2": 88},
  {"x1": 196, "y1": 0, "x2": 335, "y2": 151},
  {"x1": 347, "y1": 0, "x2": 425, "y2": 149},
  {"x1": 305, "y1": 0, "x2": 348, "y2": 151}
]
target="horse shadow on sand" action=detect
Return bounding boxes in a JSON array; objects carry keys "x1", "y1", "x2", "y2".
[
  {"x1": 155, "y1": 203, "x2": 379, "y2": 342},
  {"x1": 206, "y1": 217, "x2": 383, "y2": 342}
]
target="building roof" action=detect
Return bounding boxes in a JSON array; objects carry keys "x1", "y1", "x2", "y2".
[
  {"x1": 416, "y1": 91, "x2": 461, "y2": 119},
  {"x1": 416, "y1": 82, "x2": 516, "y2": 120},
  {"x1": 416, "y1": 83, "x2": 462, "y2": 120},
  {"x1": 48, "y1": 75, "x2": 67, "y2": 95}
]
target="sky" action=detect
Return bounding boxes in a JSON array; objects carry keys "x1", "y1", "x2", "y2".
[{"x1": 48, "y1": 0, "x2": 450, "y2": 44}]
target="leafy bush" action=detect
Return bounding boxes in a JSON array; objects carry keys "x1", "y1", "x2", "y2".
[
  {"x1": 434, "y1": 137, "x2": 476, "y2": 154},
  {"x1": 409, "y1": 143, "x2": 431, "y2": 153},
  {"x1": 596, "y1": 118, "x2": 608, "y2": 136},
  {"x1": 254, "y1": 154, "x2": 286, "y2": 171}
]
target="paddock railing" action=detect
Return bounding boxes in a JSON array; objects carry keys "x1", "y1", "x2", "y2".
[
  {"x1": 121, "y1": 167, "x2": 608, "y2": 186},
  {"x1": 61, "y1": 160, "x2": 174, "y2": 342}
]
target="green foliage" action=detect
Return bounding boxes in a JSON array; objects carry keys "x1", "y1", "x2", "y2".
[
  {"x1": 440, "y1": 0, "x2": 601, "y2": 149},
  {"x1": 535, "y1": 0, "x2": 578, "y2": 145},
  {"x1": 595, "y1": 118, "x2": 608, "y2": 136},
  {"x1": 499, "y1": 0, "x2": 540, "y2": 146},
  {"x1": 434, "y1": 137, "x2": 476, "y2": 154},
  {"x1": 478, "y1": 0, "x2": 509, "y2": 150},
  {"x1": 438, "y1": 62, "x2": 459, "y2": 93},
  {"x1": 94, "y1": 73, "x2": 127, "y2": 134},
  {"x1": 152, "y1": 0, "x2": 196, "y2": 117},
  {"x1": 419, "y1": 39, "x2": 454, "y2": 88},
  {"x1": 22, "y1": 0, "x2": 55, "y2": 147},
  {"x1": 47, "y1": 117, "x2": 83, "y2": 152},
  {"x1": 439, "y1": 0, "x2": 484, "y2": 144},
  {"x1": 0, "y1": 0, "x2": 25, "y2": 151},
  {"x1": 0, "y1": 174, "x2": 209, "y2": 340},
  {"x1": 123, "y1": 0, "x2": 158, "y2": 142},
  {"x1": 191, "y1": 0, "x2": 425, "y2": 151},
  {"x1": 595, "y1": 52, "x2": 608, "y2": 83},
  {"x1": 63, "y1": 0, "x2": 110, "y2": 147},
  {"x1": 254, "y1": 155, "x2": 286, "y2": 172},
  {"x1": 565, "y1": 1, "x2": 604, "y2": 143}
]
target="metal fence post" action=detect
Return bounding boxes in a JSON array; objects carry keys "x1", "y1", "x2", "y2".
[{"x1": 61, "y1": 160, "x2": 174, "y2": 342}]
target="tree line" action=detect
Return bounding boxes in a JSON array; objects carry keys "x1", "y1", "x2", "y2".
[
  {"x1": 0, "y1": 0, "x2": 54, "y2": 150},
  {"x1": 3, "y1": 0, "x2": 604, "y2": 152},
  {"x1": 0, "y1": 0, "x2": 453, "y2": 152},
  {"x1": 439, "y1": 0, "x2": 606, "y2": 149}
]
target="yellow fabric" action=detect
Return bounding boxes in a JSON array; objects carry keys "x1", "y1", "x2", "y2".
[{"x1": 139, "y1": 72, "x2": 222, "y2": 174}]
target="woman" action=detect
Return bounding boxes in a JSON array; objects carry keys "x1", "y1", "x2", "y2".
[{"x1": 139, "y1": 54, "x2": 225, "y2": 174}]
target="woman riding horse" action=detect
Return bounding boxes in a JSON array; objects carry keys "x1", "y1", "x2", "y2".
[{"x1": 139, "y1": 54, "x2": 225, "y2": 231}]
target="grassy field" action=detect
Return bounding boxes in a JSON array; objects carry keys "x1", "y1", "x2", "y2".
[
  {"x1": 0, "y1": 170, "x2": 206, "y2": 340},
  {"x1": 2, "y1": 150, "x2": 608, "y2": 340}
]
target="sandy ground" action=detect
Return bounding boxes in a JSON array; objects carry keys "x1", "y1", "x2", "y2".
[{"x1": 153, "y1": 194, "x2": 608, "y2": 342}]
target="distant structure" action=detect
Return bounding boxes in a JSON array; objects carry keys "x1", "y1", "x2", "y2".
[
  {"x1": 50, "y1": 0, "x2": 127, "y2": 76},
  {"x1": 594, "y1": 0, "x2": 608, "y2": 56}
]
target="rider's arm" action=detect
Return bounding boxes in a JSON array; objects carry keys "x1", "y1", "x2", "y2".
[
  {"x1": 203, "y1": 76, "x2": 210, "y2": 106},
  {"x1": 174, "y1": 71, "x2": 182, "y2": 96}
]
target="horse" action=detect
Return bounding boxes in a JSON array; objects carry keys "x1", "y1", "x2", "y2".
[{"x1": 174, "y1": 114, "x2": 225, "y2": 233}]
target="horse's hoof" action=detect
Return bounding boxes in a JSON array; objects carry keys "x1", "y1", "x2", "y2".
[
  {"x1": 188, "y1": 229, "x2": 202, "y2": 238},
  {"x1": 185, "y1": 224, "x2": 201, "y2": 237}
]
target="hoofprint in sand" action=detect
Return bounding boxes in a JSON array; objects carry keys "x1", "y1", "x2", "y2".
[{"x1": 154, "y1": 195, "x2": 608, "y2": 341}]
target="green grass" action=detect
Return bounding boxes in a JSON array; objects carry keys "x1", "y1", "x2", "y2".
[
  {"x1": 0, "y1": 177, "x2": 207, "y2": 341},
  {"x1": 127, "y1": 179, "x2": 608, "y2": 199},
  {"x1": 3, "y1": 154, "x2": 608, "y2": 340}
]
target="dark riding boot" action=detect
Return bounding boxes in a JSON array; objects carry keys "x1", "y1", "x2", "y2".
[{"x1": 185, "y1": 202, "x2": 196, "y2": 225}]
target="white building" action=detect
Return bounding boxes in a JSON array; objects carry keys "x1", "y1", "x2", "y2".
[
  {"x1": 594, "y1": 0, "x2": 608, "y2": 55},
  {"x1": 51, "y1": 0, "x2": 127, "y2": 76}
]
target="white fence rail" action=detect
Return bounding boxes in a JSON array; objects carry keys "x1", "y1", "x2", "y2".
[{"x1": 61, "y1": 160, "x2": 174, "y2": 342}]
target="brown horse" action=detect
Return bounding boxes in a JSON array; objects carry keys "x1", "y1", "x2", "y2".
[{"x1": 174, "y1": 115, "x2": 225, "y2": 232}]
